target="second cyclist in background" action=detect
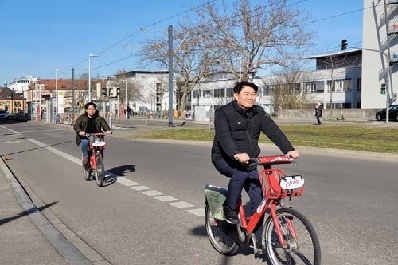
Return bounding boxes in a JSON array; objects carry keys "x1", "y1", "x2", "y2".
[{"x1": 74, "y1": 102, "x2": 112, "y2": 167}]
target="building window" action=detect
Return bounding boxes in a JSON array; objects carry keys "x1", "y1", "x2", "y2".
[
  {"x1": 213, "y1": 88, "x2": 225, "y2": 98},
  {"x1": 263, "y1": 85, "x2": 274, "y2": 95},
  {"x1": 327, "y1": 79, "x2": 351, "y2": 92},
  {"x1": 357, "y1": 78, "x2": 361, "y2": 90},
  {"x1": 193, "y1": 90, "x2": 201, "y2": 98},
  {"x1": 203, "y1": 89, "x2": 212, "y2": 98},
  {"x1": 304, "y1": 82, "x2": 317, "y2": 93},
  {"x1": 226, "y1": 87, "x2": 233, "y2": 97},
  {"x1": 343, "y1": 78, "x2": 351, "y2": 91}
]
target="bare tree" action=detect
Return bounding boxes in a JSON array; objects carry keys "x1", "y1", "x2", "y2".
[
  {"x1": 269, "y1": 64, "x2": 314, "y2": 109},
  {"x1": 190, "y1": 0, "x2": 313, "y2": 81},
  {"x1": 138, "y1": 0, "x2": 312, "y2": 113},
  {"x1": 138, "y1": 25, "x2": 215, "y2": 115},
  {"x1": 114, "y1": 70, "x2": 144, "y2": 104}
]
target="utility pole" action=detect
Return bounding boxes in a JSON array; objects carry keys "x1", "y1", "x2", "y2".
[
  {"x1": 383, "y1": 0, "x2": 393, "y2": 123},
  {"x1": 72, "y1": 68, "x2": 75, "y2": 122},
  {"x1": 168, "y1": 25, "x2": 174, "y2": 127}
]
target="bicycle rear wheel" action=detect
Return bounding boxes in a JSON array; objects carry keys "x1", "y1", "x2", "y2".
[
  {"x1": 262, "y1": 207, "x2": 321, "y2": 265},
  {"x1": 95, "y1": 153, "x2": 105, "y2": 187},
  {"x1": 205, "y1": 203, "x2": 239, "y2": 255}
]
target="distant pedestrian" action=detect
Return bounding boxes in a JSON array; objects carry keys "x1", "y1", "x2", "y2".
[
  {"x1": 314, "y1": 102, "x2": 323, "y2": 125},
  {"x1": 127, "y1": 105, "x2": 132, "y2": 119}
]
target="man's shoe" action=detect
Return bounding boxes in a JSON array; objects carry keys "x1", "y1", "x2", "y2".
[
  {"x1": 82, "y1": 157, "x2": 89, "y2": 166},
  {"x1": 223, "y1": 205, "x2": 240, "y2": 224}
]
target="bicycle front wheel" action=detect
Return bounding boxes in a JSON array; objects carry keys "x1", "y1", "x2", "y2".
[
  {"x1": 95, "y1": 153, "x2": 105, "y2": 187},
  {"x1": 262, "y1": 207, "x2": 321, "y2": 265}
]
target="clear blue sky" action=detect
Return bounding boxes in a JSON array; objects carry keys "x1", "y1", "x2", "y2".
[{"x1": 1, "y1": 0, "x2": 363, "y2": 84}]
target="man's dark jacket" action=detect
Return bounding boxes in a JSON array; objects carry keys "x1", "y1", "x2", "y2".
[
  {"x1": 211, "y1": 100, "x2": 294, "y2": 170},
  {"x1": 74, "y1": 111, "x2": 111, "y2": 146}
]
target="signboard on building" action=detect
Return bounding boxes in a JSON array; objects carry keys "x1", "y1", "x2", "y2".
[{"x1": 58, "y1": 91, "x2": 64, "y2": 114}]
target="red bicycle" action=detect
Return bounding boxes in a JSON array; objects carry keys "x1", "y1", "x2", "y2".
[
  {"x1": 82, "y1": 132, "x2": 108, "y2": 187},
  {"x1": 205, "y1": 154, "x2": 321, "y2": 265}
]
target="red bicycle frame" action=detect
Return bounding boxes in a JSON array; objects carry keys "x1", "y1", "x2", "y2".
[
  {"x1": 236, "y1": 155, "x2": 304, "y2": 248},
  {"x1": 86, "y1": 133, "x2": 106, "y2": 170}
]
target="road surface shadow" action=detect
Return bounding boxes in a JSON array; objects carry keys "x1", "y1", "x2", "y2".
[
  {"x1": 107, "y1": 164, "x2": 136, "y2": 177},
  {"x1": 0, "y1": 201, "x2": 58, "y2": 226}
]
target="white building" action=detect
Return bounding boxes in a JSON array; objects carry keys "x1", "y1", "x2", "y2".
[
  {"x1": 8, "y1": 76, "x2": 38, "y2": 94},
  {"x1": 303, "y1": 49, "x2": 362, "y2": 109},
  {"x1": 187, "y1": 49, "x2": 362, "y2": 120},
  {"x1": 9, "y1": 76, "x2": 38, "y2": 94},
  {"x1": 124, "y1": 70, "x2": 170, "y2": 114},
  {"x1": 362, "y1": 0, "x2": 398, "y2": 108}
]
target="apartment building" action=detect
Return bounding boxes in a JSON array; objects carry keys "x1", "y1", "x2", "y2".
[{"x1": 362, "y1": 0, "x2": 398, "y2": 108}]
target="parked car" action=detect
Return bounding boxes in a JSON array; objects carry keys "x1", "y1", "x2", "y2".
[
  {"x1": 0, "y1": 110, "x2": 8, "y2": 120},
  {"x1": 376, "y1": 105, "x2": 398, "y2": 121}
]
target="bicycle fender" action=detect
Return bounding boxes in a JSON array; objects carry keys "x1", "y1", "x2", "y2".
[{"x1": 205, "y1": 184, "x2": 228, "y2": 220}]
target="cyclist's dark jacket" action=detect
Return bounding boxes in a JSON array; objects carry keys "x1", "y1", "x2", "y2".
[
  {"x1": 74, "y1": 111, "x2": 111, "y2": 146},
  {"x1": 211, "y1": 100, "x2": 294, "y2": 170}
]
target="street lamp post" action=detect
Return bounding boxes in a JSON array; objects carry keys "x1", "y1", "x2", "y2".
[
  {"x1": 55, "y1": 69, "x2": 59, "y2": 118},
  {"x1": 121, "y1": 80, "x2": 128, "y2": 119},
  {"x1": 88, "y1": 54, "x2": 99, "y2": 102},
  {"x1": 39, "y1": 83, "x2": 42, "y2": 121}
]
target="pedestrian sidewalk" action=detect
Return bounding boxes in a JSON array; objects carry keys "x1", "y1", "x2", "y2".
[{"x1": 0, "y1": 158, "x2": 70, "y2": 265}]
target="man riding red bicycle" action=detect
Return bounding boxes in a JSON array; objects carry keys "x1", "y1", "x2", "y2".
[
  {"x1": 211, "y1": 81, "x2": 299, "y2": 224},
  {"x1": 74, "y1": 102, "x2": 112, "y2": 167}
]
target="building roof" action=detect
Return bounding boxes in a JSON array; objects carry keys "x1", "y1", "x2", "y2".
[
  {"x1": 304, "y1": 48, "x2": 362, "y2": 60},
  {"x1": 30, "y1": 78, "x2": 106, "y2": 90},
  {"x1": 0, "y1": 87, "x2": 24, "y2": 100}
]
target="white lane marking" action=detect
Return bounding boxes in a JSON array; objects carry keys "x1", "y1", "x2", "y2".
[
  {"x1": 117, "y1": 177, "x2": 139, "y2": 187},
  {"x1": 21, "y1": 129, "x2": 65, "y2": 133},
  {"x1": 131, "y1": 185, "x2": 151, "y2": 191},
  {"x1": 186, "y1": 208, "x2": 205, "y2": 217},
  {"x1": 28, "y1": 139, "x2": 81, "y2": 165},
  {"x1": 154, "y1": 196, "x2": 178, "y2": 202},
  {"x1": 0, "y1": 125, "x2": 21, "y2": 135},
  {"x1": 142, "y1": 190, "x2": 163, "y2": 196},
  {"x1": 170, "y1": 201, "x2": 194, "y2": 209},
  {"x1": 24, "y1": 138, "x2": 202, "y2": 218},
  {"x1": 3, "y1": 140, "x2": 22, "y2": 143}
]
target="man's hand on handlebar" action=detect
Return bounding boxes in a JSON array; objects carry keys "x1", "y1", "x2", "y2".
[
  {"x1": 287, "y1": 150, "x2": 299, "y2": 159},
  {"x1": 233, "y1": 153, "x2": 250, "y2": 164},
  {"x1": 106, "y1": 130, "x2": 112, "y2": 134}
]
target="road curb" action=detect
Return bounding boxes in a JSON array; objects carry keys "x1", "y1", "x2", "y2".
[{"x1": 0, "y1": 157, "x2": 94, "y2": 265}]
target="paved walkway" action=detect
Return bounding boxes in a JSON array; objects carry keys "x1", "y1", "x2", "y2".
[{"x1": 0, "y1": 156, "x2": 91, "y2": 265}]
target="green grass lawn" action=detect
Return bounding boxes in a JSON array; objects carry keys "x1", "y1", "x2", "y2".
[{"x1": 133, "y1": 125, "x2": 398, "y2": 154}]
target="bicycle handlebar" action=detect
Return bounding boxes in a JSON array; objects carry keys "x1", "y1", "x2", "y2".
[
  {"x1": 248, "y1": 155, "x2": 296, "y2": 167},
  {"x1": 84, "y1": 132, "x2": 111, "y2": 137}
]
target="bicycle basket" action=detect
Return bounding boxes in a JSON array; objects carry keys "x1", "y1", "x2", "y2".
[{"x1": 259, "y1": 168, "x2": 305, "y2": 199}]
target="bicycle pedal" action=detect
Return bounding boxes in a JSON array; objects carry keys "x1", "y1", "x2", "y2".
[{"x1": 256, "y1": 248, "x2": 264, "y2": 255}]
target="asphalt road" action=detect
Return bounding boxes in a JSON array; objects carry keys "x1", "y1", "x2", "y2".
[{"x1": 0, "y1": 120, "x2": 397, "y2": 265}]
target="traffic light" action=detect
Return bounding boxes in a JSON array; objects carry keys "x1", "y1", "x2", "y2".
[
  {"x1": 116, "y1": 87, "x2": 120, "y2": 96},
  {"x1": 340, "y1": 39, "x2": 348, "y2": 51},
  {"x1": 380, "y1": 83, "x2": 386, "y2": 95}
]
